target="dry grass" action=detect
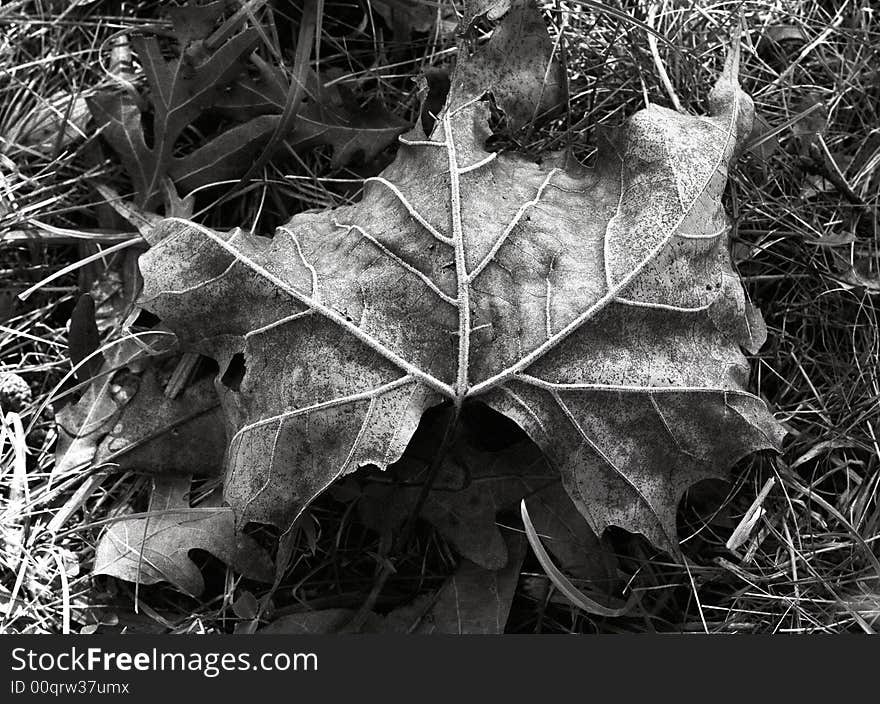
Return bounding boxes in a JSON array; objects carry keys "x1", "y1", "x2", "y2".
[{"x1": 1, "y1": 0, "x2": 878, "y2": 634}]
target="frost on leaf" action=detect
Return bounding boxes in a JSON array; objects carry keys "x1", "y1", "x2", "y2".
[{"x1": 138, "y1": 0, "x2": 784, "y2": 554}]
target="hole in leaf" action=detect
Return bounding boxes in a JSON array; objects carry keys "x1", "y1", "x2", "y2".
[
  {"x1": 220, "y1": 353, "x2": 246, "y2": 391},
  {"x1": 471, "y1": 13, "x2": 499, "y2": 35},
  {"x1": 132, "y1": 309, "x2": 160, "y2": 328},
  {"x1": 420, "y1": 69, "x2": 450, "y2": 136},
  {"x1": 141, "y1": 111, "x2": 155, "y2": 150}
]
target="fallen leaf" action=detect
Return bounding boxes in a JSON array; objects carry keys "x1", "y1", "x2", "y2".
[
  {"x1": 54, "y1": 336, "x2": 160, "y2": 475},
  {"x1": 359, "y1": 430, "x2": 614, "y2": 582},
  {"x1": 755, "y1": 25, "x2": 809, "y2": 64},
  {"x1": 455, "y1": 0, "x2": 566, "y2": 129},
  {"x1": 260, "y1": 531, "x2": 526, "y2": 634},
  {"x1": 88, "y1": 28, "x2": 268, "y2": 207},
  {"x1": 68, "y1": 293, "x2": 104, "y2": 382},
  {"x1": 231, "y1": 590, "x2": 259, "y2": 619},
  {"x1": 94, "y1": 476, "x2": 274, "y2": 596},
  {"x1": 93, "y1": 368, "x2": 225, "y2": 477},
  {"x1": 801, "y1": 231, "x2": 856, "y2": 248},
  {"x1": 138, "y1": 3, "x2": 783, "y2": 556},
  {"x1": 839, "y1": 258, "x2": 880, "y2": 294},
  {"x1": 260, "y1": 608, "x2": 369, "y2": 634},
  {"x1": 216, "y1": 62, "x2": 409, "y2": 168},
  {"x1": 93, "y1": 182, "x2": 194, "y2": 239},
  {"x1": 12, "y1": 90, "x2": 90, "y2": 153},
  {"x1": 357, "y1": 429, "x2": 537, "y2": 568},
  {"x1": 372, "y1": 0, "x2": 458, "y2": 39},
  {"x1": 55, "y1": 334, "x2": 224, "y2": 478},
  {"x1": 745, "y1": 112, "x2": 780, "y2": 165},
  {"x1": 289, "y1": 94, "x2": 411, "y2": 169},
  {"x1": 378, "y1": 531, "x2": 526, "y2": 633},
  {"x1": 165, "y1": 0, "x2": 227, "y2": 47},
  {"x1": 791, "y1": 93, "x2": 828, "y2": 140},
  {"x1": 465, "y1": 0, "x2": 514, "y2": 23},
  {"x1": 524, "y1": 482, "x2": 616, "y2": 583}
]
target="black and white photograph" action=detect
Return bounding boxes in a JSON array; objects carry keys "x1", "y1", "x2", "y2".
[{"x1": 1, "y1": 0, "x2": 878, "y2": 662}]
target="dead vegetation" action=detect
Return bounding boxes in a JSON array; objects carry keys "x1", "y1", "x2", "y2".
[{"x1": 1, "y1": 0, "x2": 878, "y2": 634}]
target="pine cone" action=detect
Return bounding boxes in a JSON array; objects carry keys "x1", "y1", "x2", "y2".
[{"x1": 0, "y1": 372, "x2": 32, "y2": 413}]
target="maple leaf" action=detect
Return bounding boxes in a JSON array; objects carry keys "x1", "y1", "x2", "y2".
[
  {"x1": 454, "y1": 0, "x2": 566, "y2": 129},
  {"x1": 137, "y1": 0, "x2": 784, "y2": 554},
  {"x1": 93, "y1": 476, "x2": 273, "y2": 596}
]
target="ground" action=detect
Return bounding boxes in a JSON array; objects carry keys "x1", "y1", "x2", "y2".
[{"x1": 0, "y1": 0, "x2": 878, "y2": 633}]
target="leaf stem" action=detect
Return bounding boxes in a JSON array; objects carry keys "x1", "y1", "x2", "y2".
[{"x1": 443, "y1": 112, "x2": 471, "y2": 400}]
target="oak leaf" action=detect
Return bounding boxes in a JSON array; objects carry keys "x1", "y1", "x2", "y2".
[
  {"x1": 137, "y1": 1, "x2": 783, "y2": 555},
  {"x1": 215, "y1": 60, "x2": 410, "y2": 168},
  {"x1": 93, "y1": 476, "x2": 273, "y2": 596},
  {"x1": 377, "y1": 531, "x2": 527, "y2": 633},
  {"x1": 88, "y1": 27, "x2": 269, "y2": 208},
  {"x1": 259, "y1": 608, "x2": 364, "y2": 634}
]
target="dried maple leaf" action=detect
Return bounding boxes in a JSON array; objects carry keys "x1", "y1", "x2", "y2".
[
  {"x1": 93, "y1": 476, "x2": 273, "y2": 596},
  {"x1": 138, "y1": 1, "x2": 783, "y2": 554},
  {"x1": 454, "y1": 0, "x2": 566, "y2": 129}
]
